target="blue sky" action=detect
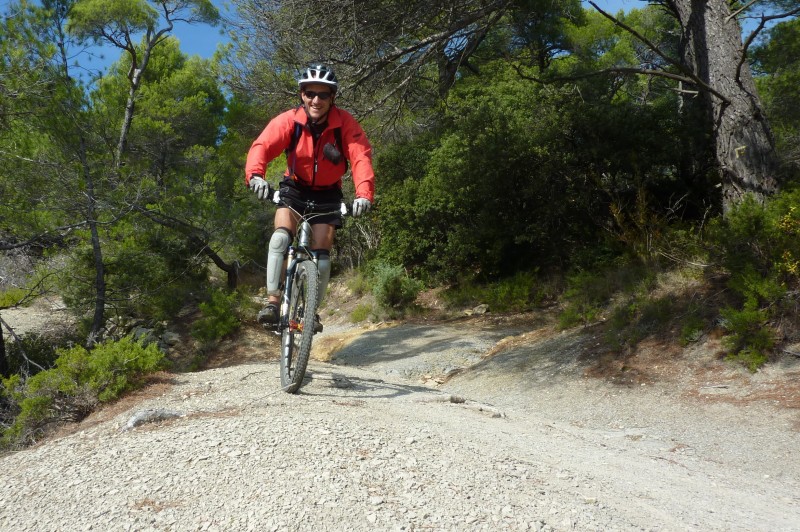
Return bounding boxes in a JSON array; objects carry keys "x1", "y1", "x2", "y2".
[{"x1": 0, "y1": 0, "x2": 637, "y2": 72}]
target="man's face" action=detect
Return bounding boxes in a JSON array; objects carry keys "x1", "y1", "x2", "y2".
[{"x1": 301, "y1": 83, "x2": 334, "y2": 121}]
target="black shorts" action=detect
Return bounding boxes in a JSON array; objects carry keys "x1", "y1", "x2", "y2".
[{"x1": 279, "y1": 178, "x2": 344, "y2": 228}]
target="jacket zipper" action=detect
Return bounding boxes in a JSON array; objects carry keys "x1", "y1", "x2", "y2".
[{"x1": 311, "y1": 127, "x2": 329, "y2": 189}]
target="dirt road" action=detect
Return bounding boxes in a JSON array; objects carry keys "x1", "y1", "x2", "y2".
[{"x1": 1, "y1": 315, "x2": 799, "y2": 530}]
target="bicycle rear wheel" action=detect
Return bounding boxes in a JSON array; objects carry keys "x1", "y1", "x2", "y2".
[{"x1": 279, "y1": 260, "x2": 319, "y2": 393}]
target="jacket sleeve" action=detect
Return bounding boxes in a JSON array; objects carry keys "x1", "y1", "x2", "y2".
[
  {"x1": 244, "y1": 111, "x2": 294, "y2": 186},
  {"x1": 342, "y1": 114, "x2": 375, "y2": 202}
]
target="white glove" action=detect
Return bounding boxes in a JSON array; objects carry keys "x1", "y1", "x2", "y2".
[
  {"x1": 352, "y1": 197, "x2": 372, "y2": 217},
  {"x1": 249, "y1": 176, "x2": 271, "y2": 201}
]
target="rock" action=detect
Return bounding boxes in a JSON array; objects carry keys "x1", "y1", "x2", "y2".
[
  {"x1": 132, "y1": 327, "x2": 158, "y2": 346},
  {"x1": 473, "y1": 304, "x2": 490, "y2": 315},
  {"x1": 119, "y1": 409, "x2": 183, "y2": 432},
  {"x1": 161, "y1": 331, "x2": 181, "y2": 346}
]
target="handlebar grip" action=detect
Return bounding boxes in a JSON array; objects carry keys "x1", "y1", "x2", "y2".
[{"x1": 268, "y1": 184, "x2": 281, "y2": 205}]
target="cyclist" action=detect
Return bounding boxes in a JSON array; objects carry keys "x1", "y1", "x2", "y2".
[{"x1": 245, "y1": 64, "x2": 375, "y2": 331}]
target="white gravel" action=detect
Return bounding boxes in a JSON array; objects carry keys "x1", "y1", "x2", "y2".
[{"x1": 1, "y1": 321, "x2": 799, "y2": 531}]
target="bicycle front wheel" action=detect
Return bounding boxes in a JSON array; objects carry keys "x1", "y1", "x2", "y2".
[{"x1": 279, "y1": 260, "x2": 319, "y2": 393}]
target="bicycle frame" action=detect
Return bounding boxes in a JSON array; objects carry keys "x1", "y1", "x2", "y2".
[{"x1": 273, "y1": 199, "x2": 346, "y2": 334}]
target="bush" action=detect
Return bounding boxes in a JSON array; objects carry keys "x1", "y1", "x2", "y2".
[
  {"x1": 0, "y1": 287, "x2": 27, "y2": 308},
  {"x1": 191, "y1": 288, "x2": 244, "y2": 343},
  {"x1": 442, "y1": 270, "x2": 556, "y2": 313},
  {"x1": 349, "y1": 303, "x2": 373, "y2": 323},
  {"x1": 679, "y1": 311, "x2": 706, "y2": 346},
  {"x1": 1, "y1": 335, "x2": 165, "y2": 449},
  {"x1": 558, "y1": 262, "x2": 652, "y2": 329},
  {"x1": 719, "y1": 302, "x2": 774, "y2": 372},
  {"x1": 3, "y1": 333, "x2": 60, "y2": 377},
  {"x1": 346, "y1": 271, "x2": 372, "y2": 298},
  {"x1": 371, "y1": 263, "x2": 423, "y2": 311},
  {"x1": 708, "y1": 190, "x2": 800, "y2": 369}
]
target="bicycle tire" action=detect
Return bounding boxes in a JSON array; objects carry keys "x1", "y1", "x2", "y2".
[{"x1": 279, "y1": 260, "x2": 319, "y2": 393}]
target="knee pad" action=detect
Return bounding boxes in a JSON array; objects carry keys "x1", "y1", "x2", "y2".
[
  {"x1": 315, "y1": 250, "x2": 331, "y2": 303},
  {"x1": 266, "y1": 228, "x2": 292, "y2": 295},
  {"x1": 269, "y1": 227, "x2": 292, "y2": 254}
]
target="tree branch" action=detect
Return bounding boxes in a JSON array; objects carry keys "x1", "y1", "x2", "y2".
[
  {"x1": 349, "y1": 0, "x2": 512, "y2": 90},
  {"x1": 0, "y1": 223, "x2": 89, "y2": 251},
  {"x1": 588, "y1": 1, "x2": 731, "y2": 104},
  {"x1": 132, "y1": 206, "x2": 239, "y2": 288},
  {"x1": 0, "y1": 314, "x2": 46, "y2": 374},
  {"x1": 726, "y1": 0, "x2": 761, "y2": 22},
  {"x1": 737, "y1": 6, "x2": 800, "y2": 82},
  {"x1": 513, "y1": 63, "x2": 699, "y2": 88}
]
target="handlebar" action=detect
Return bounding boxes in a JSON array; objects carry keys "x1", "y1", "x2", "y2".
[{"x1": 266, "y1": 183, "x2": 350, "y2": 216}]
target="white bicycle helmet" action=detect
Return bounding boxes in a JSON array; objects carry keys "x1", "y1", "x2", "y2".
[{"x1": 298, "y1": 64, "x2": 338, "y2": 93}]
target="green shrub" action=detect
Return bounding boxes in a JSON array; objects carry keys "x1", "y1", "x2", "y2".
[
  {"x1": 349, "y1": 303, "x2": 373, "y2": 323},
  {"x1": 0, "y1": 287, "x2": 27, "y2": 308},
  {"x1": 1, "y1": 336, "x2": 165, "y2": 449},
  {"x1": 191, "y1": 288, "x2": 243, "y2": 343},
  {"x1": 601, "y1": 294, "x2": 677, "y2": 349},
  {"x1": 3, "y1": 334, "x2": 60, "y2": 377},
  {"x1": 558, "y1": 263, "x2": 651, "y2": 329},
  {"x1": 559, "y1": 271, "x2": 611, "y2": 328},
  {"x1": 443, "y1": 271, "x2": 556, "y2": 313},
  {"x1": 719, "y1": 302, "x2": 774, "y2": 372},
  {"x1": 679, "y1": 312, "x2": 706, "y2": 346},
  {"x1": 707, "y1": 190, "x2": 800, "y2": 369},
  {"x1": 372, "y1": 263, "x2": 423, "y2": 310},
  {"x1": 346, "y1": 271, "x2": 372, "y2": 298}
]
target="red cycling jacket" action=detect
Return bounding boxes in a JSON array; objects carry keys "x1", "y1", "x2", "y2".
[{"x1": 245, "y1": 106, "x2": 375, "y2": 202}]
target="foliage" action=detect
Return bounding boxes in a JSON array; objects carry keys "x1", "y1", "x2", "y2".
[
  {"x1": 371, "y1": 263, "x2": 423, "y2": 312},
  {"x1": 0, "y1": 288, "x2": 27, "y2": 308},
  {"x1": 558, "y1": 261, "x2": 653, "y2": 329},
  {"x1": 679, "y1": 305, "x2": 706, "y2": 346},
  {"x1": 191, "y1": 288, "x2": 244, "y2": 343},
  {"x1": 345, "y1": 271, "x2": 373, "y2": 298},
  {"x1": 349, "y1": 303, "x2": 373, "y2": 323},
  {"x1": 719, "y1": 303, "x2": 773, "y2": 372},
  {"x1": 753, "y1": 17, "x2": 800, "y2": 170},
  {"x1": 1, "y1": 335, "x2": 165, "y2": 449},
  {"x1": 710, "y1": 191, "x2": 800, "y2": 300},
  {"x1": 605, "y1": 294, "x2": 678, "y2": 349},
  {"x1": 3, "y1": 333, "x2": 60, "y2": 377},
  {"x1": 225, "y1": 0, "x2": 586, "y2": 123},
  {"x1": 706, "y1": 189, "x2": 800, "y2": 368},
  {"x1": 442, "y1": 270, "x2": 557, "y2": 313},
  {"x1": 59, "y1": 226, "x2": 209, "y2": 329}
]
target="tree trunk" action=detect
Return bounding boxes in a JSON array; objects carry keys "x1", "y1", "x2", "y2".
[
  {"x1": 0, "y1": 316, "x2": 8, "y2": 377},
  {"x1": 115, "y1": 40, "x2": 157, "y2": 171},
  {"x1": 80, "y1": 136, "x2": 106, "y2": 346},
  {"x1": 669, "y1": 0, "x2": 779, "y2": 212}
]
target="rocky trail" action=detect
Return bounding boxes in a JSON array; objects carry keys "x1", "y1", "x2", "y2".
[{"x1": 1, "y1": 309, "x2": 800, "y2": 531}]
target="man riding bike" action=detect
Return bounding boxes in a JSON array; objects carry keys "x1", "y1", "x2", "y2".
[{"x1": 245, "y1": 64, "x2": 376, "y2": 331}]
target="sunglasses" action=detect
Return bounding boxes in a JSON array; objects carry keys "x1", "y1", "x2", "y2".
[{"x1": 303, "y1": 90, "x2": 332, "y2": 101}]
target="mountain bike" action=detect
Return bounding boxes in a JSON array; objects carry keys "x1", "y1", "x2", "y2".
[{"x1": 265, "y1": 190, "x2": 348, "y2": 393}]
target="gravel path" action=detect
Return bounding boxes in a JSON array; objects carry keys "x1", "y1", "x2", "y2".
[{"x1": 2, "y1": 319, "x2": 799, "y2": 531}]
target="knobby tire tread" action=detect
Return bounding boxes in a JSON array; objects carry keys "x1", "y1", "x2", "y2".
[{"x1": 280, "y1": 260, "x2": 318, "y2": 393}]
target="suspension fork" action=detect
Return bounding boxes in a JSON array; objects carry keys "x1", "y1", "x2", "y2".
[
  {"x1": 279, "y1": 247, "x2": 320, "y2": 330},
  {"x1": 280, "y1": 248, "x2": 298, "y2": 329}
]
